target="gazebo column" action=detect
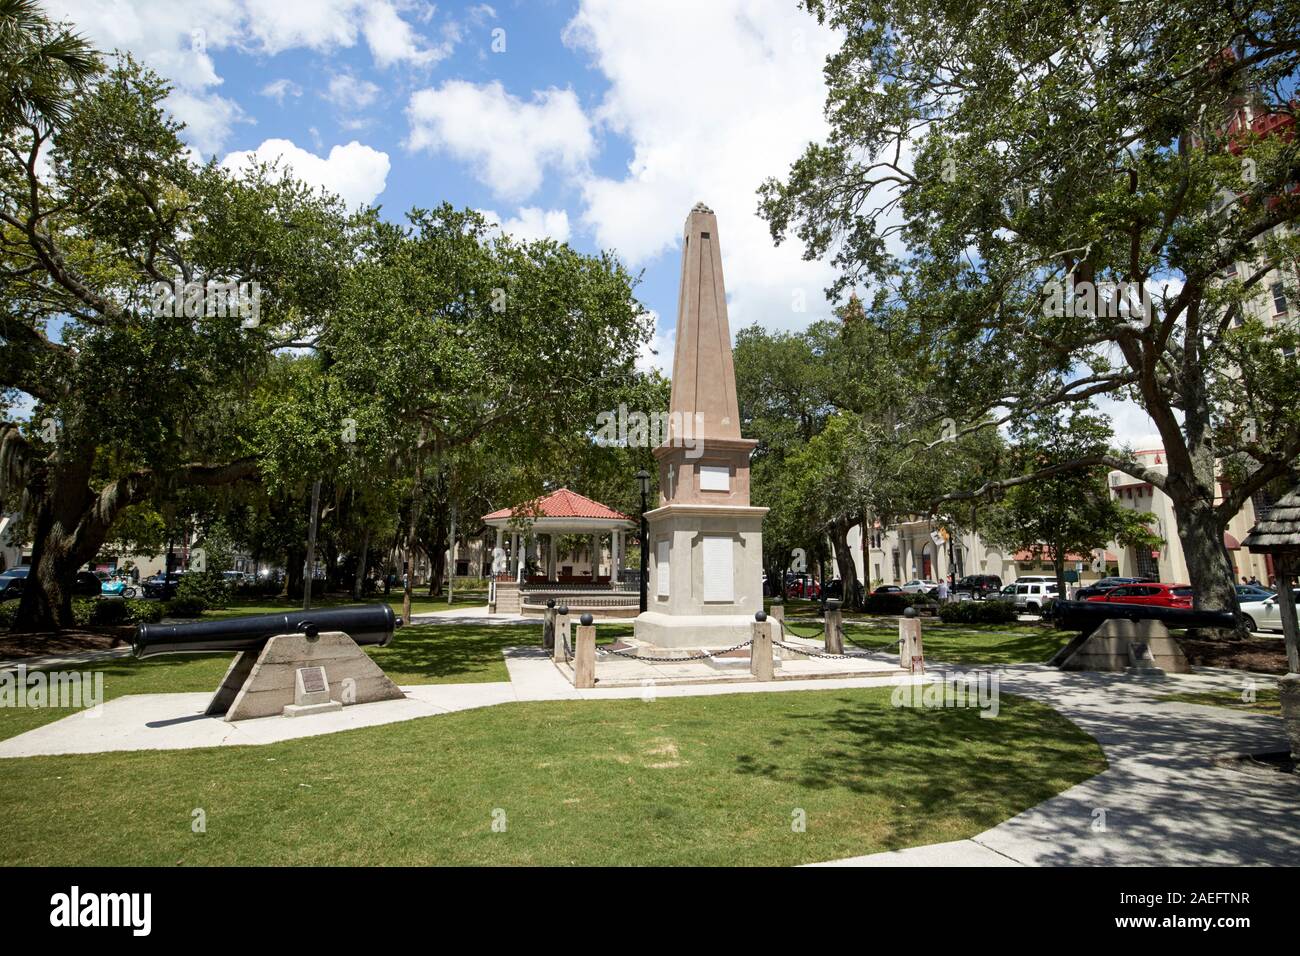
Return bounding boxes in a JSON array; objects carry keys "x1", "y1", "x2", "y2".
[
  {"x1": 611, "y1": 530, "x2": 622, "y2": 585},
  {"x1": 548, "y1": 534, "x2": 558, "y2": 582},
  {"x1": 591, "y1": 533, "x2": 600, "y2": 579},
  {"x1": 512, "y1": 532, "x2": 521, "y2": 582}
]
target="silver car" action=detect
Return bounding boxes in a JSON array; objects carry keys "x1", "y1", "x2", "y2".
[{"x1": 1239, "y1": 589, "x2": 1299, "y2": 633}]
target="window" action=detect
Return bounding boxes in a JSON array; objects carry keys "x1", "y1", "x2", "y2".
[
  {"x1": 1271, "y1": 282, "x2": 1289, "y2": 316},
  {"x1": 655, "y1": 539, "x2": 670, "y2": 598},
  {"x1": 701, "y1": 535, "x2": 734, "y2": 602},
  {"x1": 699, "y1": 464, "x2": 730, "y2": 492}
]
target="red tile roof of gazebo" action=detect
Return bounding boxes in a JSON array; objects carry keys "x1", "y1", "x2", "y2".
[{"x1": 482, "y1": 488, "x2": 631, "y2": 522}]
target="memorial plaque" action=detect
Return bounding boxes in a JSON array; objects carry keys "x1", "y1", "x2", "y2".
[{"x1": 300, "y1": 666, "x2": 328, "y2": 694}]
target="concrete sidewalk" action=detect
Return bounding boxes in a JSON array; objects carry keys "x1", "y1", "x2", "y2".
[{"x1": 816, "y1": 664, "x2": 1300, "y2": 866}]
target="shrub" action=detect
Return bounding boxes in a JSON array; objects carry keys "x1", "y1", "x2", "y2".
[
  {"x1": 176, "y1": 569, "x2": 230, "y2": 610},
  {"x1": 164, "y1": 596, "x2": 206, "y2": 618},
  {"x1": 0, "y1": 600, "x2": 17, "y2": 630},
  {"x1": 938, "y1": 599, "x2": 1018, "y2": 625},
  {"x1": 127, "y1": 600, "x2": 166, "y2": 624}
]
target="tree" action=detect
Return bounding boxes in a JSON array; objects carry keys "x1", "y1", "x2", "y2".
[
  {"x1": 761, "y1": 0, "x2": 1300, "y2": 619},
  {"x1": 1, "y1": 58, "x2": 359, "y2": 629},
  {"x1": 326, "y1": 206, "x2": 651, "y2": 622},
  {"x1": 0, "y1": 0, "x2": 97, "y2": 134},
  {"x1": 980, "y1": 408, "x2": 1162, "y2": 597}
]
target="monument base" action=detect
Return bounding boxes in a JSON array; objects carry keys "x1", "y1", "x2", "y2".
[
  {"x1": 206, "y1": 630, "x2": 406, "y2": 722},
  {"x1": 1058, "y1": 618, "x2": 1190, "y2": 674},
  {"x1": 633, "y1": 611, "x2": 758, "y2": 649}
]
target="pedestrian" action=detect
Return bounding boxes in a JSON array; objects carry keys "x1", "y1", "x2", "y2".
[{"x1": 937, "y1": 578, "x2": 949, "y2": 603}]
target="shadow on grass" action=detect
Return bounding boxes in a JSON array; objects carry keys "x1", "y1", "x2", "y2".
[{"x1": 730, "y1": 692, "x2": 1104, "y2": 850}]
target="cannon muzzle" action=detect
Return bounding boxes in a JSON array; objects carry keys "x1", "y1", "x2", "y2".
[
  {"x1": 133, "y1": 603, "x2": 400, "y2": 659},
  {"x1": 1049, "y1": 599, "x2": 1237, "y2": 633}
]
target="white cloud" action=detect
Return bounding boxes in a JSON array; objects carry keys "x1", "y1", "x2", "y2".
[
  {"x1": 220, "y1": 138, "x2": 390, "y2": 208},
  {"x1": 324, "y1": 73, "x2": 381, "y2": 112},
  {"x1": 45, "y1": 0, "x2": 463, "y2": 154},
  {"x1": 406, "y1": 80, "x2": 595, "y2": 200},
  {"x1": 166, "y1": 89, "x2": 250, "y2": 159},
  {"x1": 261, "y1": 78, "x2": 303, "y2": 103},
  {"x1": 479, "y1": 207, "x2": 572, "y2": 244},
  {"x1": 636, "y1": 318, "x2": 672, "y2": 376},
  {"x1": 363, "y1": 0, "x2": 458, "y2": 67},
  {"x1": 563, "y1": 0, "x2": 843, "y2": 333}
]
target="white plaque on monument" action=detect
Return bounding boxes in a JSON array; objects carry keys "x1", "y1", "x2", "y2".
[
  {"x1": 699, "y1": 464, "x2": 730, "y2": 491},
  {"x1": 656, "y1": 539, "x2": 671, "y2": 597},
  {"x1": 702, "y1": 535, "x2": 734, "y2": 602}
]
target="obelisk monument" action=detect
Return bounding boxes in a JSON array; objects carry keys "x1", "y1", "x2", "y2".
[{"x1": 633, "y1": 203, "x2": 767, "y2": 648}]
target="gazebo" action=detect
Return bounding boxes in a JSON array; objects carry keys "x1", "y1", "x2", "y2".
[
  {"x1": 482, "y1": 489, "x2": 638, "y2": 618},
  {"x1": 1242, "y1": 485, "x2": 1300, "y2": 758}
]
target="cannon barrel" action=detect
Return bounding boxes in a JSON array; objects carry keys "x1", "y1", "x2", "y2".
[
  {"x1": 133, "y1": 604, "x2": 400, "y2": 659},
  {"x1": 1049, "y1": 599, "x2": 1237, "y2": 633}
]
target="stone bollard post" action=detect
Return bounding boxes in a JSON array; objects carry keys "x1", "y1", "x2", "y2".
[
  {"x1": 542, "y1": 599, "x2": 556, "y2": 650},
  {"x1": 768, "y1": 599, "x2": 784, "y2": 631},
  {"x1": 899, "y1": 607, "x2": 924, "y2": 674},
  {"x1": 552, "y1": 605, "x2": 570, "y2": 664},
  {"x1": 574, "y1": 613, "x2": 596, "y2": 688},
  {"x1": 751, "y1": 611, "x2": 775, "y2": 681},
  {"x1": 824, "y1": 599, "x2": 843, "y2": 654}
]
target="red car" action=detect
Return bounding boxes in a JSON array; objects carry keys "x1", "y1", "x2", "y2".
[{"x1": 1084, "y1": 582, "x2": 1193, "y2": 609}]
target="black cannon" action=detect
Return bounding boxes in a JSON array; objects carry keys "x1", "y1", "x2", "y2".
[
  {"x1": 1049, "y1": 599, "x2": 1237, "y2": 634},
  {"x1": 133, "y1": 604, "x2": 400, "y2": 659}
]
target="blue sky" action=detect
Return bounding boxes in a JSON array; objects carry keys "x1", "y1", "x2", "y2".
[{"x1": 43, "y1": 0, "x2": 849, "y2": 377}]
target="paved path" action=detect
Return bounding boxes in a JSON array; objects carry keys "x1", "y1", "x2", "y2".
[{"x1": 816, "y1": 664, "x2": 1299, "y2": 866}]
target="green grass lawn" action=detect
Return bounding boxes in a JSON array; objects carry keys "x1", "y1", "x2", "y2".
[
  {"x1": 0, "y1": 685, "x2": 1104, "y2": 866},
  {"x1": 777, "y1": 620, "x2": 1072, "y2": 666},
  {"x1": 1156, "y1": 687, "x2": 1281, "y2": 714}
]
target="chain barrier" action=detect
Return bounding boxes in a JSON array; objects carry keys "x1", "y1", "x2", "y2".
[
  {"x1": 595, "y1": 637, "x2": 755, "y2": 664},
  {"x1": 773, "y1": 618, "x2": 902, "y2": 659}
]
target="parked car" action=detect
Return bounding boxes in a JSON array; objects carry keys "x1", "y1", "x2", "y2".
[
  {"x1": 1235, "y1": 583, "x2": 1276, "y2": 603},
  {"x1": 785, "y1": 574, "x2": 821, "y2": 599},
  {"x1": 900, "y1": 579, "x2": 938, "y2": 594},
  {"x1": 72, "y1": 570, "x2": 102, "y2": 597},
  {"x1": 822, "y1": 578, "x2": 863, "y2": 606},
  {"x1": 0, "y1": 565, "x2": 30, "y2": 600},
  {"x1": 995, "y1": 583, "x2": 1018, "y2": 600},
  {"x1": 1014, "y1": 581, "x2": 1059, "y2": 613},
  {"x1": 872, "y1": 584, "x2": 903, "y2": 595},
  {"x1": 1084, "y1": 582, "x2": 1193, "y2": 609},
  {"x1": 953, "y1": 574, "x2": 1002, "y2": 599},
  {"x1": 142, "y1": 572, "x2": 182, "y2": 600},
  {"x1": 1239, "y1": 589, "x2": 1300, "y2": 633},
  {"x1": 1075, "y1": 576, "x2": 1147, "y2": 600}
]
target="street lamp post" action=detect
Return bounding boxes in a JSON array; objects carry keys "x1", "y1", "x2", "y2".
[{"x1": 635, "y1": 469, "x2": 651, "y2": 613}]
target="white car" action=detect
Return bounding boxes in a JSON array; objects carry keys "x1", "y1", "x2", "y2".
[
  {"x1": 900, "y1": 580, "x2": 938, "y2": 594},
  {"x1": 1014, "y1": 581, "x2": 1059, "y2": 614},
  {"x1": 1239, "y1": 589, "x2": 1299, "y2": 633}
]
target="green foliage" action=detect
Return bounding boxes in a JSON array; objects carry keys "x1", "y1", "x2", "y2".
[
  {"x1": 760, "y1": 0, "x2": 1300, "y2": 610},
  {"x1": 938, "y1": 600, "x2": 1018, "y2": 625},
  {"x1": 164, "y1": 596, "x2": 205, "y2": 618},
  {"x1": 175, "y1": 569, "x2": 228, "y2": 610}
]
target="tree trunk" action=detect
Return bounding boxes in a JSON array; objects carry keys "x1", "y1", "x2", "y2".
[
  {"x1": 353, "y1": 527, "x2": 371, "y2": 600},
  {"x1": 829, "y1": 519, "x2": 860, "y2": 609},
  {"x1": 1052, "y1": 549, "x2": 1067, "y2": 605},
  {"x1": 14, "y1": 457, "x2": 100, "y2": 632},
  {"x1": 284, "y1": 545, "x2": 304, "y2": 599},
  {"x1": 1172, "y1": 494, "x2": 1243, "y2": 635}
]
